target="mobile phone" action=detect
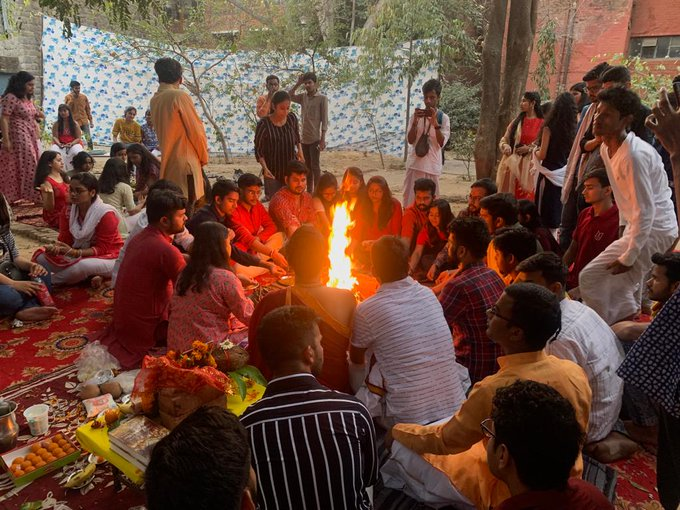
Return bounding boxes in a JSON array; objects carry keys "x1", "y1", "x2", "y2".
[{"x1": 673, "y1": 81, "x2": 680, "y2": 107}]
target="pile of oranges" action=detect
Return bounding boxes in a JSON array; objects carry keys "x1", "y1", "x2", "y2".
[{"x1": 8, "y1": 434, "x2": 76, "y2": 478}]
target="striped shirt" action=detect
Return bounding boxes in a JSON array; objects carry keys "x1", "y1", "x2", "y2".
[
  {"x1": 254, "y1": 113, "x2": 301, "y2": 183},
  {"x1": 241, "y1": 374, "x2": 378, "y2": 510},
  {"x1": 352, "y1": 277, "x2": 467, "y2": 424},
  {"x1": 0, "y1": 227, "x2": 19, "y2": 262}
]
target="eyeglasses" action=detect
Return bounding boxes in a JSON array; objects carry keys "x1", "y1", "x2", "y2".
[
  {"x1": 487, "y1": 305, "x2": 514, "y2": 324},
  {"x1": 69, "y1": 187, "x2": 89, "y2": 195},
  {"x1": 481, "y1": 418, "x2": 495, "y2": 439}
]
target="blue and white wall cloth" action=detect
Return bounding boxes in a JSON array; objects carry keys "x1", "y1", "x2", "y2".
[{"x1": 42, "y1": 16, "x2": 435, "y2": 157}]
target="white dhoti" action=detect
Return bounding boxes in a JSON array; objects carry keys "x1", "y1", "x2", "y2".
[
  {"x1": 50, "y1": 144, "x2": 84, "y2": 172},
  {"x1": 381, "y1": 441, "x2": 475, "y2": 509},
  {"x1": 579, "y1": 230, "x2": 677, "y2": 325}
]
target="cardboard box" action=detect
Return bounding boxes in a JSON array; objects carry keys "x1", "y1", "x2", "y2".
[{"x1": 1, "y1": 434, "x2": 81, "y2": 487}]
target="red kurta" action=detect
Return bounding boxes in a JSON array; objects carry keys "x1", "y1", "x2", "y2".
[
  {"x1": 100, "y1": 226, "x2": 186, "y2": 369},
  {"x1": 42, "y1": 177, "x2": 69, "y2": 229},
  {"x1": 355, "y1": 197, "x2": 403, "y2": 242}
]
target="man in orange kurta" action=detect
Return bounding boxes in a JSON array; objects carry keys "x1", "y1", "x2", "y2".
[
  {"x1": 150, "y1": 58, "x2": 209, "y2": 203},
  {"x1": 383, "y1": 283, "x2": 592, "y2": 510}
]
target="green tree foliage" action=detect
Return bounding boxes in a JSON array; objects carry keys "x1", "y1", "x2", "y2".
[
  {"x1": 440, "y1": 82, "x2": 480, "y2": 179},
  {"x1": 532, "y1": 19, "x2": 556, "y2": 99}
]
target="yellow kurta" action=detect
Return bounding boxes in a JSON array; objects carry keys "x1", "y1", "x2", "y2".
[
  {"x1": 392, "y1": 351, "x2": 592, "y2": 509},
  {"x1": 150, "y1": 83, "x2": 209, "y2": 200}
]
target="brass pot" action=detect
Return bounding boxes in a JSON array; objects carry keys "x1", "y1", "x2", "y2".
[{"x1": 0, "y1": 400, "x2": 19, "y2": 453}]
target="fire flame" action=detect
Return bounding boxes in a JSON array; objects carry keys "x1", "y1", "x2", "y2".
[{"x1": 327, "y1": 202, "x2": 357, "y2": 290}]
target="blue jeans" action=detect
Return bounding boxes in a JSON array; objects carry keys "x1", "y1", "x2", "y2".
[{"x1": 0, "y1": 274, "x2": 52, "y2": 317}]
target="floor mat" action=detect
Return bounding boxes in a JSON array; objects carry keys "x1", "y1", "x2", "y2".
[
  {"x1": 0, "y1": 285, "x2": 114, "y2": 389},
  {"x1": 11, "y1": 202, "x2": 51, "y2": 229}
]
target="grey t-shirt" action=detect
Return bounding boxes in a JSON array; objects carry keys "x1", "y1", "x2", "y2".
[{"x1": 291, "y1": 92, "x2": 328, "y2": 144}]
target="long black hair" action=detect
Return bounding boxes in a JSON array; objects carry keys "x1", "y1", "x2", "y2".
[
  {"x1": 34, "y1": 150, "x2": 69, "y2": 188},
  {"x1": 72, "y1": 152, "x2": 94, "y2": 172},
  {"x1": 176, "y1": 221, "x2": 231, "y2": 296},
  {"x1": 126, "y1": 143, "x2": 161, "y2": 182},
  {"x1": 425, "y1": 199, "x2": 453, "y2": 247},
  {"x1": 361, "y1": 176, "x2": 394, "y2": 231},
  {"x1": 57, "y1": 104, "x2": 78, "y2": 137},
  {"x1": 508, "y1": 91, "x2": 543, "y2": 148},
  {"x1": 314, "y1": 172, "x2": 338, "y2": 215},
  {"x1": 3, "y1": 71, "x2": 34, "y2": 99},
  {"x1": 98, "y1": 158, "x2": 130, "y2": 195},
  {"x1": 542, "y1": 92, "x2": 577, "y2": 156}
]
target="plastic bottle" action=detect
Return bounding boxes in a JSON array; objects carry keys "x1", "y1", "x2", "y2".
[{"x1": 33, "y1": 277, "x2": 55, "y2": 306}]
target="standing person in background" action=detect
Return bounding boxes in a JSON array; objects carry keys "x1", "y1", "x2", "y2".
[
  {"x1": 559, "y1": 62, "x2": 610, "y2": 251},
  {"x1": 533, "y1": 92, "x2": 577, "y2": 231},
  {"x1": 496, "y1": 91, "x2": 543, "y2": 200},
  {"x1": 570, "y1": 81, "x2": 591, "y2": 116},
  {"x1": 151, "y1": 58, "x2": 210, "y2": 205},
  {"x1": 403, "y1": 79, "x2": 450, "y2": 207},
  {"x1": 0, "y1": 71, "x2": 43, "y2": 204},
  {"x1": 112, "y1": 106, "x2": 142, "y2": 144},
  {"x1": 255, "y1": 91, "x2": 303, "y2": 199},
  {"x1": 290, "y1": 72, "x2": 328, "y2": 192},
  {"x1": 140, "y1": 109, "x2": 160, "y2": 156},
  {"x1": 256, "y1": 75, "x2": 280, "y2": 119},
  {"x1": 50, "y1": 104, "x2": 84, "y2": 171},
  {"x1": 64, "y1": 80, "x2": 94, "y2": 150}
]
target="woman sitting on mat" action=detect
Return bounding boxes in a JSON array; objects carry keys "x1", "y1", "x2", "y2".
[
  {"x1": 168, "y1": 221, "x2": 253, "y2": 350},
  {"x1": 0, "y1": 192, "x2": 57, "y2": 321},
  {"x1": 34, "y1": 151, "x2": 69, "y2": 229},
  {"x1": 99, "y1": 158, "x2": 145, "y2": 232},
  {"x1": 34, "y1": 172, "x2": 123, "y2": 288}
]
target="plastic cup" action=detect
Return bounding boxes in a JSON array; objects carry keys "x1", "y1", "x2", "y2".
[{"x1": 23, "y1": 404, "x2": 50, "y2": 436}]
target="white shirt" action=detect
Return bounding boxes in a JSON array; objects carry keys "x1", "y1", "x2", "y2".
[
  {"x1": 600, "y1": 132, "x2": 678, "y2": 267},
  {"x1": 351, "y1": 277, "x2": 467, "y2": 424},
  {"x1": 546, "y1": 299, "x2": 624, "y2": 442},
  {"x1": 405, "y1": 111, "x2": 451, "y2": 176}
]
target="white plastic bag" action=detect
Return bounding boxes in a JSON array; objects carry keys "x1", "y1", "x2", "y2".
[{"x1": 76, "y1": 341, "x2": 120, "y2": 382}]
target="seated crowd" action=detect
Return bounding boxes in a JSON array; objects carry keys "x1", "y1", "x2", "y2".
[{"x1": 2, "y1": 68, "x2": 680, "y2": 510}]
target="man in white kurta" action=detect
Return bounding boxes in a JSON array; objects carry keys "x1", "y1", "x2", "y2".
[
  {"x1": 579, "y1": 88, "x2": 677, "y2": 325},
  {"x1": 403, "y1": 79, "x2": 451, "y2": 207}
]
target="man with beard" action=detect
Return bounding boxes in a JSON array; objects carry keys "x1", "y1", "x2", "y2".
[
  {"x1": 269, "y1": 161, "x2": 316, "y2": 238},
  {"x1": 401, "y1": 177, "x2": 436, "y2": 255},
  {"x1": 457, "y1": 178, "x2": 497, "y2": 218},
  {"x1": 439, "y1": 217, "x2": 506, "y2": 384},
  {"x1": 241, "y1": 306, "x2": 378, "y2": 509}
]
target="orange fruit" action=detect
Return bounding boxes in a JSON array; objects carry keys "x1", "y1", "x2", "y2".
[
  {"x1": 46, "y1": 455, "x2": 56, "y2": 463},
  {"x1": 53, "y1": 448, "x2": 65, "y2": 458},
  {"x1": 12, "y1": 456, "x2": 24, "y2": 465},
  {"x1": 64, "y1": 447, "x2": 75, "y2": 454},
  {"x1": 36, "y1": 448, "x2": 47, "y2": 456},
  {"x1": 34, "y1": 460, "x2": 46, "y2": 468},
  {"x1": 20, "y1": 461, "x2": 31, "y2": 470},
  {"x1": 30, "y1": 444, "x2": 41, "y2": 453},
  {"x1": 24, "y1": 466, "x2": 35, "y2": 473},
  {"x1": 40, "y1": 451, "x2": 51, "y2": 461},
  {"x1": 12, "y1": 469, "x2": 24, "y2": 477},
  {"x1": 26, "y1": 453, "x2": 38, "y2": 462},
  {"x1": 53, "y1": 433, "x2": 63, "y2": 441}
]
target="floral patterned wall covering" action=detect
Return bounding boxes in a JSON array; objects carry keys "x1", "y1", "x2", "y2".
[{"x1": 42, "y1": 16, "x2": 435, "y2": 157}]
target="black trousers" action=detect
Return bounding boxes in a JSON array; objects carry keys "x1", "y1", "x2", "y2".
[
  {"x1": 658, "y1": 408, "x2": 680, "y2": 509},
  {"x1": 303, "y1": 141, "x2": 321, "y2": 193}
]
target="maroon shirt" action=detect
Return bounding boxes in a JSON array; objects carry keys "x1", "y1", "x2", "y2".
[
  {"x1": 401, "y1": 204, "x2": 428, "y2": 253},
  {"x1": 567, "y1": 204, "x2": 619, "y2": 289},
  {"x1": 497, "y1": 478, "x2": 613, "y2": 510}
]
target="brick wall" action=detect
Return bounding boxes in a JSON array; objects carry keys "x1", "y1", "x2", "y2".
[{"x1": 0, "y1": 6, "x2": 43, "y2": 101}]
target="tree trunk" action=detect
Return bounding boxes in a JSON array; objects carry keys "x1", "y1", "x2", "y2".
[
  {"x1": 404, "y1": 38, "x2": 414, "y2": 161},
  {"x1": 495, "y1": 0, "x2": 539, "y2": 148},
  {"x1": 362, "y1": 0, "x2": 387, "y2": 30},
  {"x1": 474, "y1": 0, "x2": 508, "y2": 178},
  {"x1": 314, "y1": 0, "x2": 335, "y2": 42}
]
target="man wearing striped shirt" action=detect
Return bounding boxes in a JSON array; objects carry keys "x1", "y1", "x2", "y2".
[
  {"x1": 241, "y1": 306, "x2": 378, "y2": 510},
  {"x1": 350, "y1": 236, "x2": 468, "y2": 427}
]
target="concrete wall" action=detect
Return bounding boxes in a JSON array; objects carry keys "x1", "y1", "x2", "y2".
[{"x1": 0, "y1": 6, "x2": 43, "y2": 100}]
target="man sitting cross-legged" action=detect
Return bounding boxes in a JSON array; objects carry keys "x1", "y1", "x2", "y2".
[
  {"x1": 439, "y1": 217, "x2": 505, "y2": 385},
  {"x1": 515, "y1": 252, "x2": 636, "y2": 463},
  {"x1": 487, "y1": 380, "x2": 614, "y2": 510},
  {"x1": 101, "y1": 189, "x2": 188, "y2": 369},
  {"x1": 383, "y1": 283, "x2": 591, "y2": 510},
  {"x1": 247, "y1": 226, "x2": 357, "y2": 393},
  {"x1": 146, "y1": 406, "x2": 257, "y2": 510},
  {"x1": 268, "y1": 160, "x2": 316, "y2": 238},
  {"x1": 240, "y1": 306, "x2": 378, "y2": 510},
  {"x1": 350, "y1": 235, "x2": 468, "y2": 428}
]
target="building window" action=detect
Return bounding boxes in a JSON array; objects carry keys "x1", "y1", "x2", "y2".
[{"x1": 629, "y1": 36, "x2": 680, "y2": 59}]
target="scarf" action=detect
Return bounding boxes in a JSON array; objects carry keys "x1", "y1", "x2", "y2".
[
  {"x1": 69, "y1": 196, "x2": 119, "y2": 249},
  {"x1": 561, "y1": 103, "x2": 597, "y2": 204}
]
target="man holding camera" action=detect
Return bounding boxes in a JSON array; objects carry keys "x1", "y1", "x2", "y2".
[{"x1": 403, "y1": 79, "x2": 450, "y2": 207}]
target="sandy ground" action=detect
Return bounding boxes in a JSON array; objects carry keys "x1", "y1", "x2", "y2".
[{"x1": 14, "y1": 150, "x2": 477, "y2": 253}]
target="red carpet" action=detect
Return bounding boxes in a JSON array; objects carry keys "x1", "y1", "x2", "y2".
[
  {"x1": 613, "y1": 451, "x2": 662, "y2": 509},
  {"x1": 10, "y1": 202, "x2": 52, "y2": 229},
  {"x1": 0, "y1": 285, "x2": 113, "y2": 389}
]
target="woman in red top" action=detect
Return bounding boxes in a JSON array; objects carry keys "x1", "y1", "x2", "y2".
[
  {"x1": 34, "y1": 151, "x2": 69, "y2": 229},
  {"x1": 409, "y1": 198, "x2": 453, "y2": 277},
  {"x1": 353, "y1": 175, "x2": 402, "y2": 266},
  {"x1": 50, "y1": 104, "x2": 84, "y2": 172},
  {"x1": 496, "y1": 91, "x2": 544, "y2": 200},
  {"x1": 34, "y1": 172, "x2": 123, "y2": 287}
]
